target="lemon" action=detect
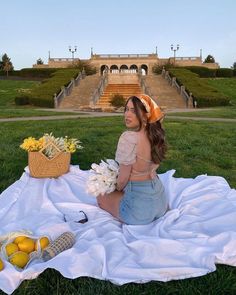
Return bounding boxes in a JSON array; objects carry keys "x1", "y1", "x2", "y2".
[
  {"x1": 18, "y1": 237, "x2": 35, "y2": 254},
  {"x1": 9, "y1": 251, "x2": 29, "y2": 268},
  {"x1": 13, "y1": 235, "x2": 28, "y2": 245},
  {"x1": 0, "y1": 258, "x2": 4, "y2": 271},
  {"x1": 35, "y1": 236, "x2": 50, "y2": 251},
  {"x1": 5, "y1": 242, "x2": 19, "y2": 257}
]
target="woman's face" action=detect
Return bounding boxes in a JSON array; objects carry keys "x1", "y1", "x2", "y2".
[{"x1": 124, "y1": 99, "x2": 145, "y2": 129}]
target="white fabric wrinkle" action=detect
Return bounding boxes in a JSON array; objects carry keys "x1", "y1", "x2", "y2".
[{"x1": 0, "y1": 166, "x2": 236, "y2": 294}]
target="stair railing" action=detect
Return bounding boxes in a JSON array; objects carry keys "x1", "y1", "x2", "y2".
[
  {"x1": 54, "y1": 72, "x2": 85, "y2": 108},
  {"x1": 90, "y1": 71, "x2": 108, "y2": 108},
  {"x1": 161, "y1": 68, "x2": 195, "y2": 108},
  {"x1": 138, "y1": 71, "x2": 152, "y2": 97}
]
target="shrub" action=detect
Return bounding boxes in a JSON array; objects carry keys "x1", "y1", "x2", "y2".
[
  {"x1": 216, "y1": 68, "x2": 233, "y2": 78},
  {"x1": 184, "y1": 66, "x2": 216, "y2": 78},
  {"x1": 15, "y1": 95, "x2": 30, "y2": 105},
  {"x1": 152, "y1": 62, "x2": 174, "y2": 75},
  {"x1": 110, "y1": 93, "x2": 125, "y2": 107},
  {"x1": 68, "y1": 60, "x2": 97, "y2": 75},
  {"x1": 0, "y1": 70, "x2": 21, "y2": 76},
  {"x1": 19, "y1": 68, "x2": 58, "y2": 78}
]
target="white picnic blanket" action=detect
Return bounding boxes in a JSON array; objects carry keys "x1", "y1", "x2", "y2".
[{"x1": 0, "y1": 166, "x2": 236, "y2": 294}]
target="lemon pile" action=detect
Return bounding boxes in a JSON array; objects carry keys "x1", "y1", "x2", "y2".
[{"x1": 5, "y1": 235, "x2": 50, "y2": 269}]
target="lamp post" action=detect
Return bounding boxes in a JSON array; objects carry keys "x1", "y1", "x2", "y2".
[
  {"x1": 69, "y1": 46, "x2": 77, "y2": 61},
  {"x1": 171, "y1": 44, "x2": 179, "y2": 65}
]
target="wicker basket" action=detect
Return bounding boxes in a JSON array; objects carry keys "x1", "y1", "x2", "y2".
[{"x1": 28, "y1": 142, "x2": 71, "y2": 178}]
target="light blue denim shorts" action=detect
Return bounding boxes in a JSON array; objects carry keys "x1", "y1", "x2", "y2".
[{"x1": 119, "y1": 176, "x2": 168, "y2": 225}]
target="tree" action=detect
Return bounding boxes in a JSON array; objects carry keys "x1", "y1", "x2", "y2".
[
  {"x1": 1, "y1": 53, "x2": 14, "y2": 73},
  {"x1": 3, "y1": 61, "x2": 12, "y2": 77},
  {"x1": 232, "y1": 62, "x2": 236, "y2": 69},
  {"x1": 204, "y1": 55, "x2": 215, "y2": 63},
  {"x1": 67, "y1": 60, "x2": 97, "y2": 75},
  {"x1": 36, "y1": 58, "x2": 44, "y2": 65}
]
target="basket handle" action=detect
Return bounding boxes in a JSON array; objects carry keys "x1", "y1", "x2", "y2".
[{"x1": 38, "y1": 140, "x2": 63, "y2": 159}]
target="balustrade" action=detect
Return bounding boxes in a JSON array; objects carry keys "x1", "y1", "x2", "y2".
[
  {"x1": 54, "y1": 72, "x2": 84, "y2": 108},
  {"x1": 161, "y1": 68, "x2": 194, "y2": 108}
]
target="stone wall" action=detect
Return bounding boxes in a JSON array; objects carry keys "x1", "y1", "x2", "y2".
[
  {"x1": 32, "y1": 53, "x2": 219, "y2": 71},
  {"x1": 107, "y1": 73, "x2": 139, "y2": 84}
]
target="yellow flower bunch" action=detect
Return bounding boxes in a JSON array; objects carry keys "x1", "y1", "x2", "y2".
[
  {"x1": 20, "y1": 137, "x2": 45, "y2": 152},
  {"x1": 20, "y1": 134, "x2": 83, "y2": 157},
  {"x1": 64, "y1": 137, "x2": 80, "y2": 153}
]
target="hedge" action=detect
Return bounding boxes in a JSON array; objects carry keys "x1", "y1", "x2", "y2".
[
  {"x1": 15, "y1": 69, "x2": 80, "y2": 108},
  {"x1": 184, "y1": 66, "x2": 216, "y2": 78},
  {"x1": 168, "y1": 68, "x2": 230, "y2": 107},
  {"x1": 19, "y1": 68, "x2": 58, "y2": 78},
  {"x1": 0, "y1": 70, "x2": 21, "y2": 76},
  {"x1": 216, "y1": 68, "x2": 234, "y2": 78}
]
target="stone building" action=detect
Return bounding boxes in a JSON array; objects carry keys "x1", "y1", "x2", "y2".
[{"x1": 33, "y1": 51, "x2": 219, "y2": 74}]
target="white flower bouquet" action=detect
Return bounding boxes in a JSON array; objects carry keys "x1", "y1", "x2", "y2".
[{"x1": 86, "y1": 159, "x2": 119, "y2": 197}]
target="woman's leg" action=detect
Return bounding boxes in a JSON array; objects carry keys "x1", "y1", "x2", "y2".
[{"x1": 97, "y1": 190, "x2": 124, "y2": 220}]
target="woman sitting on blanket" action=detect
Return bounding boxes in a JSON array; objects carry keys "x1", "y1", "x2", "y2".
[{"x1": 97, "y1": 94, "x2": 168, "y2": 225}]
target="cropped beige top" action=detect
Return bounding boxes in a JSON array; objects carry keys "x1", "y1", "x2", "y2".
[{"x1": 115, "y1": 131, "x2": 159, "y2": 182}]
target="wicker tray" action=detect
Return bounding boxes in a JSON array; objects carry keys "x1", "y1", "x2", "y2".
[{"x1": 28, "y1": 142, "x2": 71, "y2": 178}]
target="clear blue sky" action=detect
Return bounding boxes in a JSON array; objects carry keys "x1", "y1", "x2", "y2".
[{"x1": 1, "y1": 0, "x2": 236, "y2": 69}]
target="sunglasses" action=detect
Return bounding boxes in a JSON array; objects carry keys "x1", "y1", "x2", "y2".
[{"x1": 63, "y1": 210, "x2": 88, "y2": 224}]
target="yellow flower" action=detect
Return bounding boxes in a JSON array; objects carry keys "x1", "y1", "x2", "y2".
[
  {"x1": 20, "y1": 134, "x2": 82, "y2": 155},
  {"x1": 20, "y1": 137, "x2": 40, "y2": 152}
]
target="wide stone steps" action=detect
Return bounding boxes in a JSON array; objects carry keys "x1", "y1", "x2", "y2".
[
  {"x1": 59, "y1": 74, "x2": 101, "y2": 109},
  {"x1": 58, "y1": 73, "x2": 191, "y2": 111},
  {"x1": 143, "y1": 75, "x2": 191, "y2": 109},
  {"x1": 96, "y1": 84, "x2": 142, "y2": 108}
]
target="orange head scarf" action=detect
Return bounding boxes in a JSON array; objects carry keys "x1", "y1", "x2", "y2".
[{"x1": 135, "y1": 94, "x2": 164, "y2": 123}]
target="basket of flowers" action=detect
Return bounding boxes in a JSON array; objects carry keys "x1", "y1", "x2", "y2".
[{"x1": 20, "y1": 133, "x2": 83, "y2": 178}]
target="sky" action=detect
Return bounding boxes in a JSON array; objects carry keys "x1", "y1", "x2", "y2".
[{"x1": 1, "y1": 0, "x2": 236, "y2": 70}]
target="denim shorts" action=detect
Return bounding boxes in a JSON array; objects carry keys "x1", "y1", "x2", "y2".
[{"x1": 119, "y1": 177, "x2": 168, "y2": 225}]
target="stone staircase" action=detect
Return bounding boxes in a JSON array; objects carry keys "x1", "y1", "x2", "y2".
[
  {"x1": 59, "y1": 74, "x2": 101, "y2": 109},
  {"x1": 143, "y1": 75, "x2": 190, "y2": 109},
  {"x1": 58, "y1": 73, "x2": 191, "y2": 111},
  {"x1": 95, "y1": 83, "x2": 142, "y2": 110}
]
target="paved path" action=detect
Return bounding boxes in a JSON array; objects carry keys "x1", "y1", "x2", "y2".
[
  {"x1": 166, "y1": 116, "x2": 236, "y2": 123},
  {"x1": 0, "y1": 112, "x2": 236, "y2": 123},
  {"x1": 0, "y1": 112, "x2": 122, "y2": 122}
]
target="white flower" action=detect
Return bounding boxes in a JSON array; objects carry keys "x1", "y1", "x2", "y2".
[{"x1": 86, "y1": 159, "x2": 119, "y2": 197}]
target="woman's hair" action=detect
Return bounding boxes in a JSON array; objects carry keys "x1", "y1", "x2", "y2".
[{"x1": 125, "y1": 96, "x2": 167, "y2": 164}]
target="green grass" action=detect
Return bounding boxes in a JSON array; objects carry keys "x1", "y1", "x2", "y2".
[
  {"x1": 207, "y1": 77, "x2": 236, "y2": 106},
  {"x1": 0, "y1": 80, "x2": 40, "y2": 108},
  {"x1": 0, "y1": 116, "x2": 236, "y2": 294},
  {"x1": 0, "y1": 109, "x2": 85, "y2": 118},
  {"x1": 167, "y1": 107, "x2": 236, "y2": 119}
]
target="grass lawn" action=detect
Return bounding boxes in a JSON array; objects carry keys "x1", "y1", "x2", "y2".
[
  {"x1": 0, "y1": 80, "x2": 79, "y2": 118},
  {"x1": 207, "y1": 77, "x2": 236, "y2": 106},
  {"x1": 0, "y1": 116, "x2": 236, "y2": 294},
  {"x1": 0, "y1": 80, "x2": 40, "y2": 108},
  {"x1": 167, "y1": 106, "x2": 236, "y2": 119},
  {"x1": 0, "y1": 109, "x2": 85, "y2": 118}
]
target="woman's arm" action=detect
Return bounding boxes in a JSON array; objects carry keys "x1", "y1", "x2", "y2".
[{"x1": 116, "y1": 164, "x2": 132, "y2": 191}]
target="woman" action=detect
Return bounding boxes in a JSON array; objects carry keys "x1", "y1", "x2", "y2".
[{"x1": 97, "y1": 94, "x2": 168, "y2": 225}]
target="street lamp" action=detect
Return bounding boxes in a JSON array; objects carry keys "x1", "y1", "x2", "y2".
[
  {"x1": 171, "y1": 44, "x2": 179, "y2": 65},
  {"x1": 69, "y1": 46, "x2": 77, "y2": 61}
]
